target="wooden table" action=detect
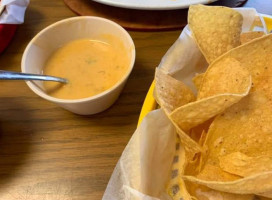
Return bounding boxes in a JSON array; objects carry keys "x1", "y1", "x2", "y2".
[{"x1": 0, "y1": 0, "x2": 270, "y2": 199}]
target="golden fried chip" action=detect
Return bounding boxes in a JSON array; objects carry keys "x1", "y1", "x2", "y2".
[
  {"x1": 192, "y1": 73, "x2": 204, "y2": 91},
  {"x1": 181, "y1": 35, "x2": 272, "y2": 194},
  {"x1": 170, "y1": 58, "x2": 251, "y2": 131},
  {"x1": 171, "y1": 95, "x2": 246, "y2": 132},
  {"x1": 183, "y1": 34, "x2": 272, "y2": 190},
  {"x1": 184, "y1": 171, "x2": 272, "y2": 194},
  {"x1": 183, "y1": 156, "x2": 254, "y2": 200},
  {"x1": 220, "y1": 152, "x2": 272, "y2": 177},
  {"x1": 189, "y1": 129, "x2": 203, "y2": 145},
  {"x1": 196, "y1": 130, "x2": 207, "y2": 147},
  {"x1": 197, "y1": 164, "x2": 239, "y2": 182},
  {"x1": 164, "y1": 8, "x2": 272, "y2": 198},
  {"x1": 221, "y1": 34, "x2": 272, "y2": 94},
  {"x1": 173, "y1": 122, "x2": 202, "y2": 156},
  {"x1": 154, "y1": 68, "x2": 202, "y2": 154},
  {"x1": 154, "y1": 68, "x2": 195, "y2": 114},
  {"x1": 188, "y1": 5, "x2": 243, "y2": 63},
  {"x1": 183, "y1": 91, "x2": 272, "y2": 194},
  {"x1": 240, "y1": 31, "x2": 265, "y2": 45},
  {"x1": 198, "y1": 58, "x2": 252, "y2": 99},
  {"x1": 186, "y1": 182, "x2": 255, "y2": 200},
  {"x1": 183, "y1": 153, "x2": 255, "y2": 200}
]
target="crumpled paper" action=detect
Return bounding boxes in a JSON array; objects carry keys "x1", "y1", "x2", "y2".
[
  {"x1": 0, "y1": 0, "x2": 29, "y2": 24},
  {"x1": 103, "y1": 8, "x2": 267, "y2": 200}
]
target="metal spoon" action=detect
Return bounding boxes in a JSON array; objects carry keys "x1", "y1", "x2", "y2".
[{"x1": 0, "y1": 70, "x2": 68, "y2": 83}]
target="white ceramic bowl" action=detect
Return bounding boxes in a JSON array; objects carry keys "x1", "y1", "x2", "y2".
[{"x1": 21, "y1": 16, "x2": 135, "y2": 115}]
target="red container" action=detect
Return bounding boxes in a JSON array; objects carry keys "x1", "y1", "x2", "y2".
[{"x1": 0, "y1": 23, "x2": 17, "y2": 53}]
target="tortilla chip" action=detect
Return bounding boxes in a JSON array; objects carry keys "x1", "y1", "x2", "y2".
[
  {"x1": 184, "y1": 159, "x2": 254, "y2": 199},
  {"x1": 192, "y1": 73, "x2": 204, "y2": 91},
  {"x1": 219, "y1": 152, "x2": 272, "y2": 177},
  {"x1": 183, "y1": 90, "x2": 272, "y2": 194},
  {"x1": 218, "y1": 34, "x2": 272, "y2": 94},
  {"x1": 189, "y1": 34, "x2": 272, "y2": 167},
  {"x1": 154, "y1": 68, "x2": 195, "y2": 114},
  {"x1": 203, "y1": 91, "x2": 272, "y2": 169},
  {"x1": 250, "y1": 16, "x2": 264, "y2": 29},
  {"x1": 166, "y1": 140, "x2": 230, "y2": 200},
  {"x1": 197, "y1": 58, "x2": 252, "y2": 99},
  {"x1": 170, "y1": 58, "x2": 251, "y2": 131},
  {"x1": 183, "y1": 171, "x2": 272, "y2": 194},
  {"x1": 188, "y1": 5, "x2": 243, "y2": 63},
  {"x1": 189, "y1": 117, "x2": 213, "y2": 145},
  {"x1": 198, "y1": 131, "x2": 207, "y2": 147},
  {"x1": 186, "y1": 182, "x2": 255, "y2": 200},
  {"x1": 181, "y1": 35, "x2": 272, "y2": 187},
  {"x1": 182, "y1": 36, "x2": 272, "y2": 190},
  {"x1": 171, "y1": 94, "x2": 248, "y2": 132},
  {"x1": 165, "y1": 9, "x2": 272, "y2": 198},
  {"x1": 173, "y1": 122, "x2": 202, "y2": 156},
  {"x1": 197, "y1": 164, "x2": 240, "y2": 182},
  {"x1": 240, "y1": 31, "x2": 265, "y2": 45},
  {"x1": 154, "y1": 68, "x2": 202, "y2": 154}
]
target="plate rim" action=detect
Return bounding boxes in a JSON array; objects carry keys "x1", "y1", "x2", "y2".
[{"x1": 91, "y1": 0, "x2": 218, "y2": 10}]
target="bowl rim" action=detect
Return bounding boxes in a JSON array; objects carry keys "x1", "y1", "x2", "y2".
[{"x1": 21, "y1": 16, "x2": 136, "y2": 104}]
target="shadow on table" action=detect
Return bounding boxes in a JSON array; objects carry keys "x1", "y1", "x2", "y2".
[
  {"x1": 0, "y1": 98, "x2": 35, "y2": 191},
  {"x1": 0, "y1": 6, "x2": 46, "y2": 188}
]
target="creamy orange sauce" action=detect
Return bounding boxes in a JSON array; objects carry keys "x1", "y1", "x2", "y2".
[{"x1": 43, "y1": 36, "x2": 130, "y2": 99}]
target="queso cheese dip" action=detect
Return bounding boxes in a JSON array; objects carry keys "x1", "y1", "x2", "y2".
[{"x1": 43, "y1": 35, "x2": 130, "y2": 100}]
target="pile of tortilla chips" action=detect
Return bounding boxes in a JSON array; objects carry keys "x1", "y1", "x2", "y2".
[{"x1": 154, "y1": 4, "x2": 272, "y2": 200}]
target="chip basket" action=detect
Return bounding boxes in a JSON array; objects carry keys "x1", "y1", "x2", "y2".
[{"x1": 137, "y1": 14, "x2": 272, "y2": 127}]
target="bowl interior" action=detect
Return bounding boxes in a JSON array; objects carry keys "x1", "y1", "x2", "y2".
[{"x1": 22, "y1": 17, "x2": 135, "y2": 101}]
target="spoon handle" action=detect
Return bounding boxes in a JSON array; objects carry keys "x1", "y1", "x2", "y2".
[{"x1": 0, "y1": 70, "x2": 68, "y2": 83}]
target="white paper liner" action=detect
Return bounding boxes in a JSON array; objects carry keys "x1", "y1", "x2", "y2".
[
  {"x1": 0, "y1": 0, "x2": 29, "y2": 24},
  {"x1": 103, "y1": 109, "x2": 175, "y2": 200},
  {"x1": 103, "y1": 8, "x2": 268, "y2": 200}
]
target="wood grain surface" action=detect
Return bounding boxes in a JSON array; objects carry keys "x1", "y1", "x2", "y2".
[
  {"x1": 62, "y1": 0, "x2": 248, "y2": 31},
  {"x1": 0, "y1": 0, "x2": 270, "y2": 200}
]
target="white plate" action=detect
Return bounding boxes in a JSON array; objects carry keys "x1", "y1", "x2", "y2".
[{"x1": 91, "y1": 0, "x2": 218, "y2": 10}]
